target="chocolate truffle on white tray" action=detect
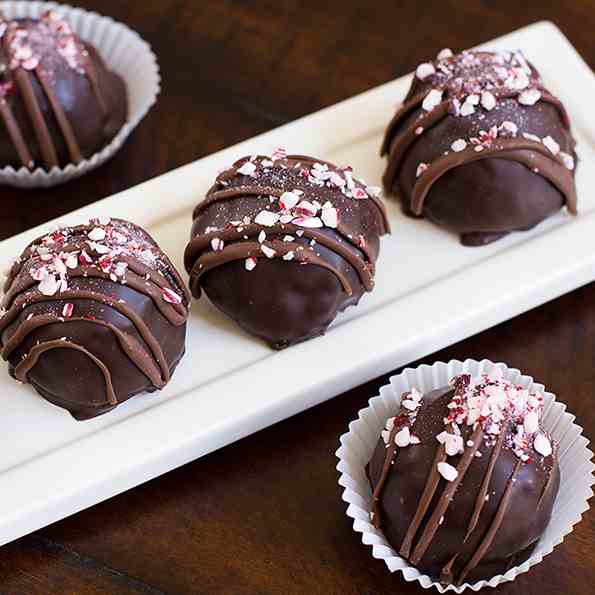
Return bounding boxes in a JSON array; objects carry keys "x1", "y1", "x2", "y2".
[
  {"x1": 184, "y1": 148, "x2": 389, "y2": 349},
  {"x1": 381, "y1": 48, "x2": 577, "y2": 245}
]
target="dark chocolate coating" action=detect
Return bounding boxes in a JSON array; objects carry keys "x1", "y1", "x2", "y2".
[
  {"x1": 368, "y1": 386, "x2": 559, "y2": 584},
  {"x1": 0, "y1": 219, "x2": 189, "y2": 420},
  {"x1": 0, "y1": 14, "x2": 127, "y2": 170},
  {"x1": 382, "y1": 50, "x2": 577, "y2": 246},
  {"x1": 184, "y1": 154, "x2": 388, "y2": 349}
]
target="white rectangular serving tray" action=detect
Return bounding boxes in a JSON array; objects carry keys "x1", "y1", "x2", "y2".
[{"x1": 0, "y1": 21, "x2": 594, "y2": 548}]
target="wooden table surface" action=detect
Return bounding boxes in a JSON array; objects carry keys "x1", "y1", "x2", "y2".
[{"x1": 0, "y1": 1, "x2": 594, "y2": 593}]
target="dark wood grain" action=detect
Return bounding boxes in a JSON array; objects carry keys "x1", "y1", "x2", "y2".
[{"x1": 0, "y1": 1, "x2": 593, "y2": 594}]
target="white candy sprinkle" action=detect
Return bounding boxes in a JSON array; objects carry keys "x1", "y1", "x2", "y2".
[
  {"x1": 436, "y1": 431, "x2": 464, "y2": 456},
  {"x1": 258, "y1": 231, "x2": 266, "y2": 243},
  {"x1": 282, "y1": 251, "x2": 295, "y2": 261},
  {"x1": 523, "y1": 132, "x2": 541, "y2": 143},
  {"x1": 416, "y1": 62, "x2": 435, "y2": 80},
  {"x1": 437, "y1": 48, "x2": 453, "y2": 60},
  {"x1": 236, "y1": 161, "x2": 257, "y2": 176},
  {"x1": 254, "y1": 210, "x2": 280, "y2": 226},
  {"x1": 261, "y1": 245, "x2": 276, "y2": 258},
  {"x1": 506, "y1": 70, "x2": 529, "y2": 90},
  {"x1": 501, "y1": 121, "x2": 518, "y2": 136},
  {"x1": 394, "y1": 426, "x2": 412, "y2": 447},
  {"x1": 466, "y1": 94, "x2": 480, "y2": 106},
  {"x1": 534, "y1": 433, "x2": 552, "y2": 457},
  {"x1": 65, "y1": 254, "x2": 78, "y2": 269},
  {"x1": 559, "y1": 151, "x2": 575, "y2": 171},
  {"x1": 437, "y1": 462, "x2": 458, "y2": 482},
  {"x1": 518, "y1": 88, "x2": 542, "y2": 106},
  {"x1": 283, "y1": 235, "x2": 294, "y2": 242},
  {"x1": 38, "y1": 274, "x2": 58, "y2": 296},
  {"x1": 542, "y1": 135, "x2": 560, "y2": 155},
  {"x1": 88, "y1": 227, "x2": 106, "y2": 241},
  {"x1": 244, "y1": 257, "x2": 257, "y2": 271},
  {"x1": 415, "y1": 126, "x2": 424, "y2": 135},
  {"x1": 481, "y1": 91, "x2": 496, "y2": 111},
  {"x1": 460, "y1": 102, "x2": 475, "y2": 117},
  {"x1": 422, "y1": 89, "x2": 443, "y2": 112},
  {"x1": 321, "y1": 206, "x2": 338, "y2": 228},
  {"x1": 293, "y1": 216, "x2": 323, "y2": 228},
  {"x1": 210, "y1": 237, "x2": 224, "y2": 251},
  {"x1": 451, "y1": 139, "x2": 467, "y2": 152},
  {"x1": 524, "y1": 410, "x2": 539, "y2": 434},
  {"x1": 97, "y1": 216, "x2": 111, "y2": 225},
  {"x1": 416, "y1": 162, "x2": 429, "y2": 178},
  {"x1": 279, "y1": 191, "x2": 300, "y2": 211}
]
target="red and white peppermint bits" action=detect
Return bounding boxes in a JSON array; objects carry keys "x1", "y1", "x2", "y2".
[
  {"x1": 162, "y1": 287, "x2": 182, "y2": 305},
  {"x1": 271, "y1": 147, "x2": 287, "y2": 161},
  {"x1": 210, "y1": 237, "x2": 224, "y2": 252},
  {"x1": 236, "y1": 161, "x2": 257, "y2": 176},
  {"x1": 62, "y1": 303, "x2": 74, "y2": 318},
  {"x1": 244, "y1": 257, "x2": 257, "y2": 271}
]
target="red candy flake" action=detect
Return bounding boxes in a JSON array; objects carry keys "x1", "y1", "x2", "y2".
[
  {"x1": 351, "y1": 187, "x2": 368, "y2": 199},
  {"x1": 62, "y1": 303, "x2": 74, "y2": 318},
  {"x1": 271, "y1": 147, "x2": 287, "y2": 161},
  {"x1": 162, "y1": 287, "x2": 182, "y2": 305}
]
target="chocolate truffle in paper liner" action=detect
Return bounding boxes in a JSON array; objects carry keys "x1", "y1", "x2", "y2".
[
  {"x1": 368, "y1": 370, "x2": 559, "y2": 585},
  {"x1": 184, "y1": 149, "x2": 389, "y2": 349},
  {"x1": 0, "y1": 10, "x2": 127, "y2": 171},
  {"x1": 0, "y1": 218, "x2": 189, "y2": 420},
  {"x1": 381, "y1": 48, "x2": 577, "y2": 245}
]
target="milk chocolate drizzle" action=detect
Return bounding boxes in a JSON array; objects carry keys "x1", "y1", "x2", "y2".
[
  {"x1": 0, "y1": 219, "x2": 189, "y2": 412},
  {"x1": 185, "y1": 154, "x2": 388, "y2": 300},
  {"x1": 0, "y1": 13, "x2": 107, "y2": 170},
  {"x1": 372, "y1": 382, "x2": 556, "y2": 586}
]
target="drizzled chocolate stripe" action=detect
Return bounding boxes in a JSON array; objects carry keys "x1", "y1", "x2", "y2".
[
  {"x1": 410, "y1": 426, "x2": 484, "y2": 565},
  {"x1": 371, "y1": 419, "x2": 400, "y2": 528},
  {"x1": 15, "y1": 67, "x2": 59, "y2": 170},
  {"x1": 184, "y1": 223, "x2": 374, "y2": 291},
  {"x1": 464, "y1": 423, "x2": 508, "y2": 542},
  {"x1": 189, "y1": 240, "x2": 353, "y2": 297},
  {"x1": 382, "y1": 100, "x2": 450, "y2": 192},
  {"x1": 0, "y1": 98, "x2": 33, "y2": 168},
  {"x1": 36, "y1": 66, "x2": 83, "y2": 164},
  {"x1": 0, "y1": 290, "x2": 171, "y2": 386},
  {"x1": 3, "y1": 264, "x2": 186, "y2": 327},
  {"x1": 411, "y1": 139, "x2": 577, "y2": 215},
  {"x1": 399, "y1": 443, "x2": 448, "y2": 558},
  {"x1": 456, "y1": 459, "x2": 523, "y2": 585},
  {"x1": 5, "y1": 314, "x2": 164, "y2": 387},
  {"x1": 15, "y1": 340, "x2": 118, "y2": 406}
]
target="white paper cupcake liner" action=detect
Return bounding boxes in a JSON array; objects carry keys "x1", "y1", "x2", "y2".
[
  {"x1": 336, "y1": 359, "x2": 595, "y2": 592},
  {"x1": 0, "y1": 1, "x2": 160, "y2": 187}
]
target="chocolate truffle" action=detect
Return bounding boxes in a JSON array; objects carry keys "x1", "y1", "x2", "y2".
[
  {"x1": 368, "y1": 370, "x2": 559, "y2": 585},
  {"x1": 184, "y1": 148, "x2": 389, "y2": 349},
  {"x1": 0, "y1": 218, "x2": 189, "y2": 420},
  {"x1": 0, "y1": 10, "x2": 127, "y2": 171},
  {"x1": 381, "y1": 48, "x2": 577, "y2": 245}
]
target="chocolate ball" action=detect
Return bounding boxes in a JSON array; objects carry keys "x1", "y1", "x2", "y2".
[
  {"x1": 368, "y1": 371, "x2": 559, "y2": 585},
  {"x1": 0, "y1": 11, "x2": 127, "y2": 171},
  {"x1": 381, "y1": 49, "x2": 577, "y2": 246},
  {"x1": 184, "y1": 150, "x2": 389, "y2": 349},
  {"x1": 0, "y1": 218, "x2": 189, "y2": 420}
]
